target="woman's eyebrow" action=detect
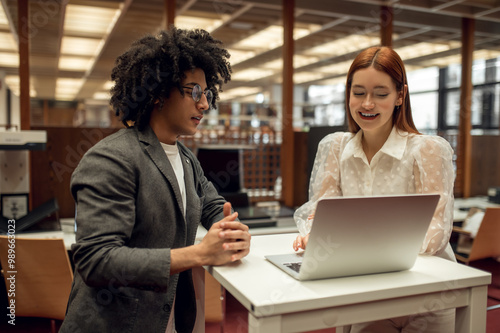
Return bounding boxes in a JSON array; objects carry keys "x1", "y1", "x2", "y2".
[{"x1": 352, "y1": 84, "x2": 390, "y2": 89}]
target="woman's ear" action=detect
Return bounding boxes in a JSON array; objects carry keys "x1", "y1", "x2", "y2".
[{"x1": 397, "y1": 84, "x2": 408, "y2": 106}]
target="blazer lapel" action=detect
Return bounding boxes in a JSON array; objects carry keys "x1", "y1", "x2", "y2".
[
  {"x1": 136, "y1": 126, "x2": 185, "y2": 218},
  {"x1": 179, "y1": 144, "x2": 202, "y2": 233}
]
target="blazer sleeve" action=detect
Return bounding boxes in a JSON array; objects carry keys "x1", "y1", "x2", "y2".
[{"x1": 70, "y1": 142, "x2": 171, "y2": 290}]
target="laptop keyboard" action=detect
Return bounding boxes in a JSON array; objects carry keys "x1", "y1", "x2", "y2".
[{"x1": 284, "y1": 262, "x2": 302, "y2": 273}]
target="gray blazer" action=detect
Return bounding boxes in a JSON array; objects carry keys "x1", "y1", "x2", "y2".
[{"x1": 60, "y1": 125, "x2": 227, "y2": 333}]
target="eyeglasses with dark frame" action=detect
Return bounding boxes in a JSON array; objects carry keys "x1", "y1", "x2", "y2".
[{"x1": 182, "y1": 84, "x2": 213, "y2": 107}]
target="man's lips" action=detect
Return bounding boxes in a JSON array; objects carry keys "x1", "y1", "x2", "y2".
[{"x1": 191, "y1": 115, "x2": 203, "y2": 124}]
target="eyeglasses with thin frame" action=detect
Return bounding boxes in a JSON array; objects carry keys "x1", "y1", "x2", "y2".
[{"x1": 182, "y1": 84, "x2": 213, "y2": 107}]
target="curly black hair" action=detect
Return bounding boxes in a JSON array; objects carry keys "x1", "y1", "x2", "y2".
[{"x1": 110, "y1": 26, "x2": 232, "y2": 130}]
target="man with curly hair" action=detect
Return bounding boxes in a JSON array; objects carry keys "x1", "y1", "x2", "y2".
[{"x1": 60, "y1": 27, "x2": 251, "y2": 333}]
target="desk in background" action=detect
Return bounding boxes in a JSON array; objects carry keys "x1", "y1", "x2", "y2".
[
  {"x1": 206, "y1": 233, "x2": 491, "y2": 333},
  {"x1": 22, "y1": 212, "x2": 298, "y2": 251},
  {"x1": 454, "y1": 196, "x2": 500, "y2": 222}
]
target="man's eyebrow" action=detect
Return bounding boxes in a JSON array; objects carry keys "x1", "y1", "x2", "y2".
[{"x1": 183, "y1": 82, "x2": 197, "y2": 87}]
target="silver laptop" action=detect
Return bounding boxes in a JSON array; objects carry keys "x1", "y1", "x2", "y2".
[{"x1": 265, "y1": 194, "x2": 440, "y2": 281}]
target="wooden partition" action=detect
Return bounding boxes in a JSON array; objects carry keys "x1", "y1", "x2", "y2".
[
  {"x1": 30, "y1": 127, "x2": 120, "y2": 218},
  {"x1": 30, "y1": 126, "x2": 285, "y2": 218},
  {"x1": 470, "y1": 135, "x2": 500, "y2": 196}
]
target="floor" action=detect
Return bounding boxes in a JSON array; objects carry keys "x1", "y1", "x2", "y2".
[{"x1": 0, "y1": 259, "x2": 498, "y2": 333}]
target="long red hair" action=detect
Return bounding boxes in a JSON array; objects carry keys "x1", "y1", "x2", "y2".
[{"x1": 345, "y1": 46, "x2": 420, "y2": 134}]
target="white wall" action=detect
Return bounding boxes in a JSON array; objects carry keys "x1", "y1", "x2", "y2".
[
  {"x1": 0, "y1": 71, "x2": 21, "y2": 130},
  {"x1": 9, "y1": 89, "x2": 20, "y2": 129},
  {"x1": 0, "y1": 71, "x2": 6, "y2": 126}
]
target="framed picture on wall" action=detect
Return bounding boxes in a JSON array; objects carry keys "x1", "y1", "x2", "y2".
[{"x1": 1, "y1": 193, "x2": 29, "y2": 220}]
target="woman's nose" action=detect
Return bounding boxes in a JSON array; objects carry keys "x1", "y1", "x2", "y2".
[{"x1": 362, "y1": 96, "x2": 374, "y2": 109}]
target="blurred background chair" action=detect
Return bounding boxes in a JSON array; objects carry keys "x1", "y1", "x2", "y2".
[
  {"x1": 452, "y1": 207, "x2": 500, "y2": 330},
  {"x1": 0, "y1": 236, "x2": 73, "y2": 333},
  {"x1": 453, "y1": 207, "x2": 500, "y2": 264}
]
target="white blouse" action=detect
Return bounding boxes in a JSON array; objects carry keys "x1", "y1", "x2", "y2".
[{"x1": 294, "y1": 126, "x2": 456, "y2": 258}]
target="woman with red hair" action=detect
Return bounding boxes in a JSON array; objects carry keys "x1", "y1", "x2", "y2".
[{"x1": 293, "y1": 47, "x2": 455, "y2": 332}]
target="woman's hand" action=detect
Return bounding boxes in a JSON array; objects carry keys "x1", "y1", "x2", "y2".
[{"x1": 293, "y1": 234, "x2": 309, "y2": 251}]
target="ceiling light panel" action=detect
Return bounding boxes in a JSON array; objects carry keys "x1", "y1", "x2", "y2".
[
  {"x1": 0, "y1": 32, "x2": 17, "y2": 51},
  {"x1": 61, "y1": 37, "x2": 102, "y2": 56},
  {"x1": 58, "y1": 56, "x2": 93, "y2": 71},
  {"x1": 303, "y1": 34, "x2": 379, "y2": 57},
  {"x1": 92, "y1": 91, "x2": 111, "y2": 100},
  {"x1": 221, "y1": 87, "x2": 261, "y2": 99},
  {"x1": 55, "y1": 78, "x2": 84, "y2": 100},
  {"x1": 175, "y1": 15, "x2": 224, "y2": 32},
  {"x1": 102, "y1": 81, "x2": 114, "y2": 90},
  {"x1": 293, "y1": 72, "x2": 326, "y2": 84},
  {"x1": 315, "y1": 60, "x2": 353, "y2": 75},
  {"x1": 395, "y1": 41, "x2": 461, "y2": 60},
  {"x1": 473, "y1": 49, "x2": 500, "y2": 61},
  {"x1": 294, "y1": 55, "x2": 320, "y2": 67},
  {"x1": 233, "y1": 25, "x2": 283, "y2": 50},
  {"x1": 261, "y1": 55, "x2": 320, "y2": 70},
  {"x1": 0, "y1": 5, "x2": 9, "y2": 28},
  {"x1": 64, "y1": 4, "x2": 121, "y2": 35},
  {"x1": 315, "y1": 76, "x2": 346, "y2": 86},
  {"x1": 231, "y1": 68, "x2": 275, "y2": 81},
  {"x1": 424, "y1": 50, "x2": 500, "y2": 68},
  {"x1": 0, "y1": 52, "x2": 18, "y2": 67},
  {"x1": 260, "y1": 59, "x2": 281, "y2": 70},
  {"x1": 232, "y1": 25, "x2": 317, "y2": 51},
  {"x1": 5, "y1": 75, "x2": 37, "y2": 97},
  {"x1": 226, "y1": 49, "x2": 256, "y2": 66}
]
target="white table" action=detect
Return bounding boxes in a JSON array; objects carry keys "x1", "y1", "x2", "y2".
[{"x1": 206, "y1": 233, "x2": 491, "y2": 333}]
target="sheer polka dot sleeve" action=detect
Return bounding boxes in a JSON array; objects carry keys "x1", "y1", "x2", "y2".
[
  {"x1": 413, "y1": 136, "x2": 455, "y2": 256},
  {"x1": 294, "y1": 132, "x2": 345, "y2": 236}
]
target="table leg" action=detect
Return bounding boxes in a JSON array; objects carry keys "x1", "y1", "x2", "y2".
[
  {"x1": 455, "y1": 285, "x2": 488, "y2": 333},
  {"x1": 248, "y1": 312, "x2": 282, "y2": 333},
  {"x1": 193, "y1": 266, "x2": 205, "y2": 333}
]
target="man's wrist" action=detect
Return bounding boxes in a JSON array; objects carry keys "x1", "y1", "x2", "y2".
[{"x1": 192, "y1": 243, "x2": 208, "y2": 267}]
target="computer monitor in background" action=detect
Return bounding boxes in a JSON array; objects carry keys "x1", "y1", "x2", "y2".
[
  {"x1": 196, "y1": 145, "x2": 244, "y2": 196},
  {"x1": 196, "y1": 145, "x2": 277, "y2": 228},
  {"x1": 307, "y1": 125, "x2": 347, "y2": 188}
]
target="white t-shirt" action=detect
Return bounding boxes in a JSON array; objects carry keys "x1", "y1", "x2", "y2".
[
  {"x1": 160, "y1": 141, "x2": 186, "y2": 333},
  {"x1": 161, "y1": 142, "x2": 186, "y2": 216}
]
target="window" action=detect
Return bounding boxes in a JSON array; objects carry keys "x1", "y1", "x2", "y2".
[
  {"x1": 411, "y1": 92, "x2": 438, "y2": 132},
  {"x1": 307, "y1": 84, "x2": 345, "y2": 126},
  {"x1": 407, "y1": 67, "x2": 440, "y2": 132},
  {"x1": 407, "y1": 67, "x2": 439, "y2": 92}
]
